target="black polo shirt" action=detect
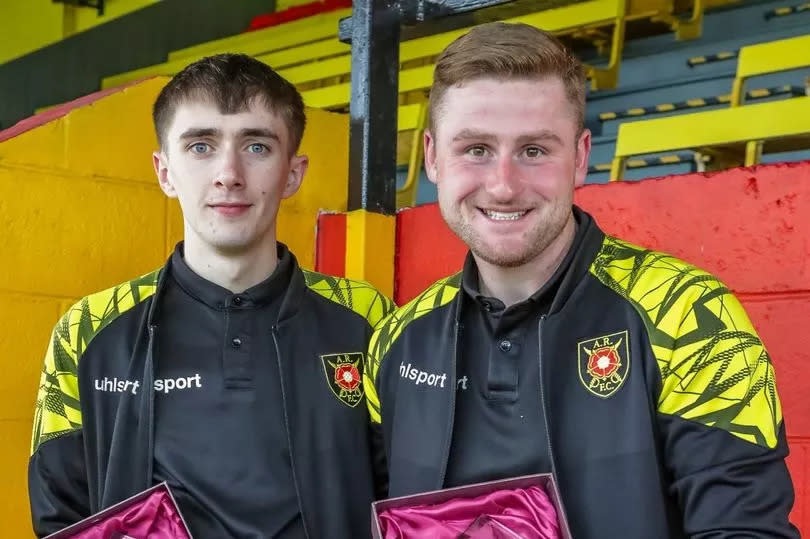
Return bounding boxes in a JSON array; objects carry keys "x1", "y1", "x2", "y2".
[
  {"x1": 152, "y1": 243, "x2": 305, "y2": 538},
  {"x1": 444, "y1": 218, "x2": 587, "y2": 488}
]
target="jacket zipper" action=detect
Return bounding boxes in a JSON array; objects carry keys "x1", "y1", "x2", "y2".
[
  {"x1": 538, "y1": 315, "x2": 571, "y2": 523},
  {"x1": 144, "y1": 324, "x2": 157, "y2": 486},
  {"x1": 271, "y1": 326, "x2": 311, "y2": 539},
  {"x1": 437, "y1": 320, "x2": 460, "y2": 488}
]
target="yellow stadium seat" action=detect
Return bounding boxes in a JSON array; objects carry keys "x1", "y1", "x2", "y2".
[
  {"x1": 730, "y1": 34, "x2": 810, "y2": 106},
  {"x1": 168, "y1": 9, "x2": 350, "y2": 60},
  {"x1": 609, "y1": 96, "x2": 810, "y2": 180},
  {"x1": 102, "y1": 9, "x2": 351, "y2": 89}
]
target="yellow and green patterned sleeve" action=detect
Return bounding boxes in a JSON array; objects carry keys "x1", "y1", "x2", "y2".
[
  {"x1": 303, "y1": 271, "x2": 395, "y2": 328},
  {"x1": 31, "y1": 271, "x2": 159, "y2": 453},
  {"x1": 364, "y1": 275, "x2": 461, "y2": 424},
  {"x1": 591, "y1": 235, "x2": 781, "y2": 447}
]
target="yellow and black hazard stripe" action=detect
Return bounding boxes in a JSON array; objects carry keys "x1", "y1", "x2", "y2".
[
  {"x1": 598, "y1": 97, "x2": 728, "y2": 121},
  {"x1": 588, "y1": 152, "x2": 711, "y2": 175},
  {"x1": 598, "y1": 85, "x2": 804, "y2": 122},
  {"x1": 687, "y1": 50, "x2": 737, "y2": 67},
  {"x1": 764, "y1": 2, "x2": 810, "y2": 20}
]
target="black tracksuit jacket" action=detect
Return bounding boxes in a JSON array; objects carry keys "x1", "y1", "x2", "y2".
[
  {"x1": 29, "y1": 248, "x2": 393, "y2": 538},
  {"x1": 366, "y1": 208, "x2": 798, "y2": 538}
]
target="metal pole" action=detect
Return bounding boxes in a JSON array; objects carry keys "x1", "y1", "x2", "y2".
[{"x1": 347, "y1": 0, "x2": 401, "y2": 215}]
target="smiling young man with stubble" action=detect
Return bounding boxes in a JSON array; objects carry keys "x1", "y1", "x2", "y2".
[{"x1": 365, "y1": 23, "x2": 798, "y2": 538}]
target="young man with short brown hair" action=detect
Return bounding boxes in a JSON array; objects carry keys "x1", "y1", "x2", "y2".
[{"x1": 30, "y1": 53, "x2": 392, "y2": 538}]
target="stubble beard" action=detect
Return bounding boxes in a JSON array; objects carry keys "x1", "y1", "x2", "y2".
[{"x1": 440, "y1": 196, "x2": 572, "y2": 269}]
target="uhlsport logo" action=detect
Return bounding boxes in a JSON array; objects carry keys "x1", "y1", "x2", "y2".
[
  {"x1": 577, "y1": 330, "x2": 630, "y2": 398},
  {"x1": 321, "y1": 352, "x2": 365, "y2": 407}
]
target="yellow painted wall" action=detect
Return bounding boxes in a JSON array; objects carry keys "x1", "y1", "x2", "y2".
[
  {"x1": 278, "y1": 106, "x2": 349, "y2": 268},
  {"x1": 0, "y1": 77, "x2": 348, "y2": 535},
  {"x1": 0, "y1": 0, "x2": 158, "y2": 65},
  {"x1": 0, "y1": 0, "x2": 64, "y2": 64}
]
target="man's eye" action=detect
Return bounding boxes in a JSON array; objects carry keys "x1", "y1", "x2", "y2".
[
  {"x1": 467, "y1": 146, "x2": 487, "y2": 157},
  {"x1": 525, "y1": 147, "x2": 544, "y2": 158},
  {"x1": 191, "y1": 143, "x2": 210, "y2": 154},
  {"x1": 248, "y1": 144, "x2": 267, "y2": 153}
]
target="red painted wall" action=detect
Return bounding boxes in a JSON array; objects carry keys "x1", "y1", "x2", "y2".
[
  {"x1": 315, "y1": 212, "x2": 346, "y2": 276},
  {"x1": 389, "y1": 162, "x2": 810, "y2": 533}
]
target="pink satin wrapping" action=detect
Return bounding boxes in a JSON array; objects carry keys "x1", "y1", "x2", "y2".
[
  {"x1": 379, "y1": 485, "x2": 560, "y2": 539},
  {"x1": 68, "y1": 490, "x2": 191, "y2": 539}
]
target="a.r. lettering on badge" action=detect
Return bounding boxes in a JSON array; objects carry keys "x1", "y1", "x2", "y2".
[
  {"x1": 399, "y1": 362, "x2": 448, "y2": 388},
  {"x1": 577, "y1": 330, "x2": 630, "y2": 398}
]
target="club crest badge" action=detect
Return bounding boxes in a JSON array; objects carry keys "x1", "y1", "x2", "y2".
[
  {"x1": 577, "y1": 330, "x2": 630, "y2": 398},
  {"x1": 321, "y1": 352, "x2": 365, "y2": 407}
]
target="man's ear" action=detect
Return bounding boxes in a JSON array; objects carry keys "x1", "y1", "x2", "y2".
[
  {"x1": 574, "y1": 128, "x2": 592, "y2": 188},
  {"x1": 282, "y1": 154, "x2": 308, "y2": 199},
  {"x1": 153, "y1": 150, "x2": 177, "y2": 198},
  {"x1": 424, "y1": 129, "x2": 439, "y2": 185}
]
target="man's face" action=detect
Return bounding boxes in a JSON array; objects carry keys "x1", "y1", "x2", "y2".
[
  {"x1": 153, "y1": 98, "x2": 307, "y2": 254},
  {"x1": 425, "y1": 76, "x2": 590, "y2": 268}
]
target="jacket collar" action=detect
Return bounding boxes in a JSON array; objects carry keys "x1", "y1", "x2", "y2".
[
  {"x1": 453, "y1": 206, "x2": 605, "y2": 319},
  {"x1": 168, "y1": 242, "x2": 294, "y2": 310},
  {"x1": 548, "y1": 206, "x2": 605, "y2": 315},
  {"x1": 147, "y1": 242, "x2": 306, "y2": 327}
]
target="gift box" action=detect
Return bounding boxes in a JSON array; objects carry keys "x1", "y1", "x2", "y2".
[
  {"x1": 372, "y1": 473, "x2": 571, "y2": 539},
  {"x1": 45, "y1": 482, "x2": 193, "y2": 539}
]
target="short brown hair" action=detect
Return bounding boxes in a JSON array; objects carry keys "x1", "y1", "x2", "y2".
[
  {"x1": 428, "y1": 22, "x2": 586, "y2": 133},
  {"x1": 153, "y1": 53, "x2": 306, "y2": 154}
]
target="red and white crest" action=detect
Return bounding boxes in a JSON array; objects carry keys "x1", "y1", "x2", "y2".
[
  {"x1": 321, "y1": 352, "x2": 365, "y2": 407},
  {"x1": 577, "y1": 330, "x2": 630, "y2": 398}
]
